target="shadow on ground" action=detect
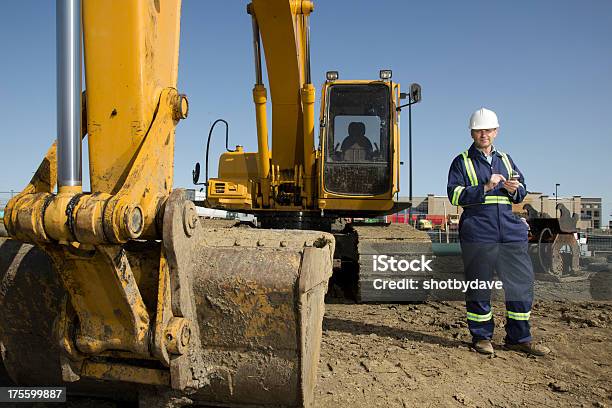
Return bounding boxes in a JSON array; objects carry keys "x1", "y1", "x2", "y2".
[{"x1": 323, "y1": 317, "x2": 464, "y2": 348}]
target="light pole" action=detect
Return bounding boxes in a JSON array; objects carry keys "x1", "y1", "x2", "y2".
[
  {"x1": 554, "y1": 183, "x2": 560, "y2": 218},
  {"x1": 397, "y1": 83, "x2": 422, "y2": 227}
]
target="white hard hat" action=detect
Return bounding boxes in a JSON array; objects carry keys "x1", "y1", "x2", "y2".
[{"x1": 469, "y1": 107, "x2": 499, "y2": 130}]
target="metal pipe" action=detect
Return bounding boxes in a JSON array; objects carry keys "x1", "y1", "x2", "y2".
[
  {"x1": 250, "y1": 14, "x2": 270, "y2": 181},
  {"x1": 253, "y1": 85, "x2": 270, "y2": 180},
  {"x1": 555, "y1": 183, "x2": 560, "y2": 218},
  {"x1": 303, "y1": 14, "x2": 311, "y2": 84},
  {"x1": 300, "y1": 14, "x2": 314, "y2": 203},
  {"x1": 56, "y1": 0, "x2": 82, "y2": 188},
  {"x1": 251, "y1": 16, "x2": 263, "y2": 85},
  {"x1": 408, "y1": 96, "x2": 413, "y2": 203}
]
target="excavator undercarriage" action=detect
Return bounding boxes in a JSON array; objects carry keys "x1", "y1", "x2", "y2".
[{"x1": 334, "y1": 223, "x2": 433, "y2": 303}]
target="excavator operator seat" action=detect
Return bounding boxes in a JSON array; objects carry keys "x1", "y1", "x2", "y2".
[{"x1": 341, "y1": 121, "x2": 373, "y2": 161}]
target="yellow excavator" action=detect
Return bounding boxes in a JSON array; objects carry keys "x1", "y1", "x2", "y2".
[
  {"x1": 194, "y1": 0, "x2": 431, "y2": 302},
  {"x1": 1, "y1": 1, "x2": 334, "y2": 406}
]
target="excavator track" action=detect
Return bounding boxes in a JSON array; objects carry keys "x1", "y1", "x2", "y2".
[
  {"x1": 334, "y1": 223, "x2": 433, "y2": 302},
  {"x1": 0, "y1": 212, "x2": 334, "y2": 408}
]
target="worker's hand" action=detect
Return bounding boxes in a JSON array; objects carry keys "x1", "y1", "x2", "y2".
[
  {"x1": 485, "y1": 174, "x2": 506, "y2": 192},
  {"x1": 503, "y1": 179, "x2": 520, "y2": 194}
]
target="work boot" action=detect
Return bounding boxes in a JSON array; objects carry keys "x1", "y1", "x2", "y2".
[
  {"x1": 505, "y1": 342, "x2": 550, "y2": 356},
  {"x1": 472, "y1": 339, "x2": 494, "y2": 355}
]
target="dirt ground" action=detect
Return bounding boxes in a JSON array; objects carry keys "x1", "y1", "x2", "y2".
[
  {"x1": 315, "y1": 298, "x2": 611, "y2": 408},
  {"x1": 2, "y1": 278, "x2": 611, "y2": 408}
]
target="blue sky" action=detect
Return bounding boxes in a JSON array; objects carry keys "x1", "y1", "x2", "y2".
[{"x1": 1, "y1": 1, "x2": 611, "y2": 224}]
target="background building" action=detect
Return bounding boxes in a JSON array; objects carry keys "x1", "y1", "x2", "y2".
[
  {"x1": 581, "y1": 198, "x2": 602, "y2": 229},
  {"x1": 393, "y1": 193, "x2": 601, "y2": 231},
  {"x1": 514, "y1": 192, "x2": 581, "y2": 218}
]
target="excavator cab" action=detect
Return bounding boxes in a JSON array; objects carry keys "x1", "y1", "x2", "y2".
[
  {"x1": 318, "y1": 70, "x2": 419, "y2": 215},
  {"x1": 322, "y1": 82, "x2": 391, "y2": 196}
]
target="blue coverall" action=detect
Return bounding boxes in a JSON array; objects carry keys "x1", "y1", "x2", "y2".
[{"x1": 447, "y1": 143, "x2": 533, "y2": 344}]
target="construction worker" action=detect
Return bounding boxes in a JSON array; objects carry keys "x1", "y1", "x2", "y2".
[{"x1": 447, "y1": 107, "x2": 550, "y2": 356}]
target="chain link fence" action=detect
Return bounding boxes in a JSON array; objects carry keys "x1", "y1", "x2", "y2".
[
  {"x1": 427, "y1": 230, "x2": 459, "y2": 243},
  {"x1": 425, "y1": 229, "x2": 612, "y2": 254},
  {"x1": 585, "y1": 234, "x2": 612, "y2": 256}
]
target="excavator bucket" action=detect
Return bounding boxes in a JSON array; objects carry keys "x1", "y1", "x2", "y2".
[{"x1": 0, "y1": 191, "x2": 334, "y2": 407}]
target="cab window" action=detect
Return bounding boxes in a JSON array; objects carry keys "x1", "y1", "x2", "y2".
[{"x1": 324, "y1": 84, "x2": 391, "y2": 195}]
